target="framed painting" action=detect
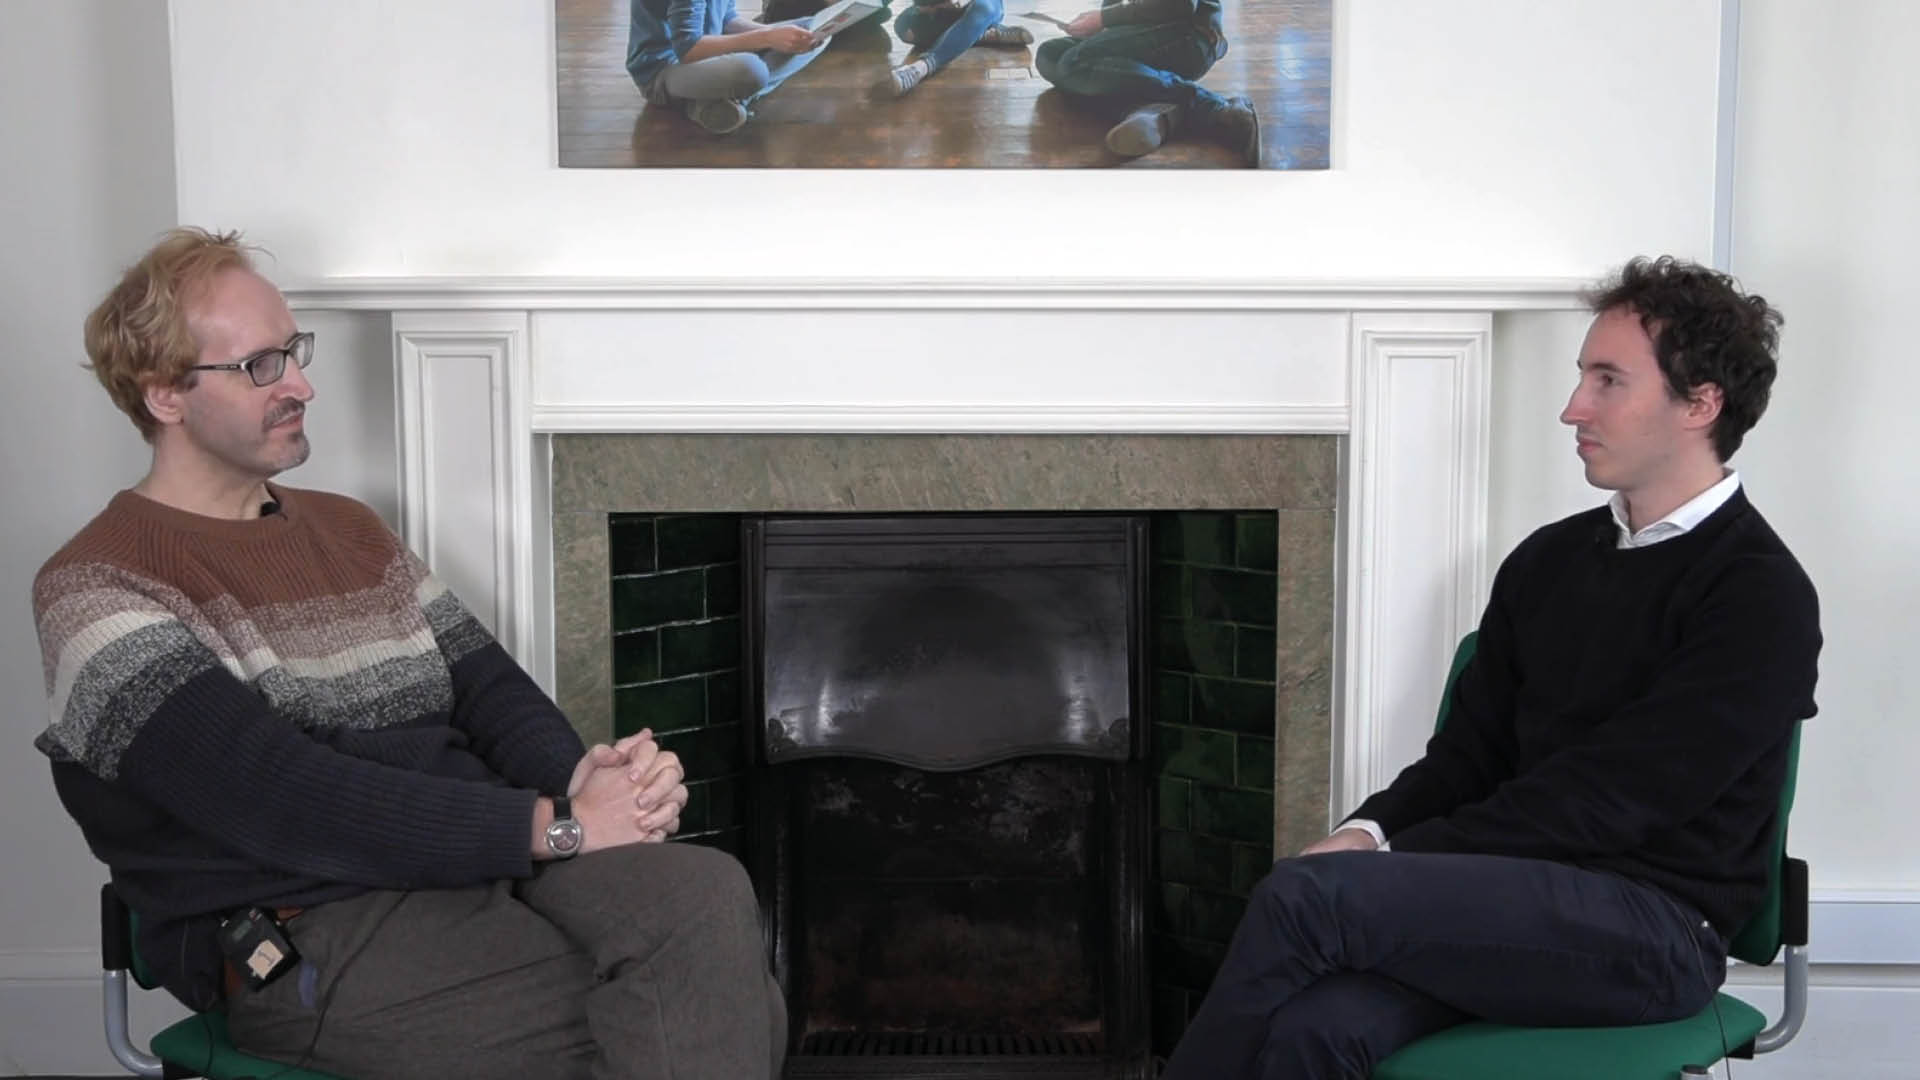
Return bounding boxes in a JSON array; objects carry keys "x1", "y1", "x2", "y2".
[{"x1": 556, "y1": 0, "x2": 1330, "y2": 168}]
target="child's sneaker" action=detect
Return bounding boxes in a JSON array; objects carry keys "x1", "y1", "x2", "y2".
[
  {"x1": 686, "y1": 98, "x2": 750, "y2": 135},
  {"x1": 1105, "y1": 103, "x2": 1182, "y2": 157}
]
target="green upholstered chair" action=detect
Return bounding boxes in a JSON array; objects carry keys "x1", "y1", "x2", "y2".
[
  {"x1": 101, "y1": 884, "x2": 346, "y2": 1079},
  {"x1": 1373, "y1": 632, "x2": 1809, "y2": 1080}
]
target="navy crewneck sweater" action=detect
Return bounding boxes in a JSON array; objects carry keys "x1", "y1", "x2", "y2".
[{"x1": 1353, "y1": 488, "x2": 1820, "y2": 935}]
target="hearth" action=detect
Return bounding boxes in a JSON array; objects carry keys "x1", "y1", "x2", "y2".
[{"x1": 741, "y1": 514, "x2": 1153, "y2": 1079}]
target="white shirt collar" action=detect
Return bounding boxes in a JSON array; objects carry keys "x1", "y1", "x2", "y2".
[{"x1": 1608, "y1": 470, "x2": 1742, "y2": 549}]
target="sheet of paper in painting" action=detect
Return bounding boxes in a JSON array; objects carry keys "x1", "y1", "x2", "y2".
[
  {"x1": 1015, "y1": 10, "x2": 1073, "y2": 30},
  {"x1": 809, "y1": 0, "x2": 885, "y2": 35}
]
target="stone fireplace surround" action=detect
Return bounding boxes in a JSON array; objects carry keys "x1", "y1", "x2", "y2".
[{"x1": 287, "y1": 276, "x2": 1585, "y2": 840}]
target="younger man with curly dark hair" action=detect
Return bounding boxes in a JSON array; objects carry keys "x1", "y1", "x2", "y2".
[{"x1": 1164, "y1": 256, "x2": 1821, "y2": 1079}]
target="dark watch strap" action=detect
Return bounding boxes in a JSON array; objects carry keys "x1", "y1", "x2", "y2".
[{"x1": 553, "y1": 795, "x2": 572, "y2": 822}]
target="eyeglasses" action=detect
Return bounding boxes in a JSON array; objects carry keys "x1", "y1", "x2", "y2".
[{"x1": 188, "y1": 331, "x2": 315, "y2": 388}]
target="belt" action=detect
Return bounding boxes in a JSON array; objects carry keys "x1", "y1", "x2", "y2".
[{"x1": 221, "y1": 906, "x2": 305, "y2": 999}]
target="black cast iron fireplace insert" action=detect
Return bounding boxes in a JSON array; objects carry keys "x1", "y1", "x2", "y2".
[{"x1": 741, "y1": 514, "x2": 1153, "y2": 1080}]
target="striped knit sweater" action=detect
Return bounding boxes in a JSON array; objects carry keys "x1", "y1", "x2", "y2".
[{"x1": 33, "y1": 485, "x2": 586, "y2": 1007}]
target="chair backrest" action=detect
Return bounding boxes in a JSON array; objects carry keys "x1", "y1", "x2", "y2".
[
  {"x1": 100, "y1": 883, "x2": 161, "y2": 990},
  {"x1": 1432, "y1": 632, "x2": 1799, "y2": 967}
]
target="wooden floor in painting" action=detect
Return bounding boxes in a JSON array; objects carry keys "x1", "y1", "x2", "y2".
[{"x1": 556, "y1": 0, "x2": 1329, "y2": 168}]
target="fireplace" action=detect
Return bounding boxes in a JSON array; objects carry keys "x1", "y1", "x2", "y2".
[
  {"x1": 742, "y1": 515, "x2": 1152, "y2": 1078},
  {"x1": 543, "y1": 432, "x2": 1342, "y2": 1064},
  {"x1": 351, "y1": 289, "x2": 1499, "y2": 1070}
]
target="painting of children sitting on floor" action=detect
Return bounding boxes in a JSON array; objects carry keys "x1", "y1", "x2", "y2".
[{"x1": 555, "y1": 0, "x2": 1329, "y2": 168}]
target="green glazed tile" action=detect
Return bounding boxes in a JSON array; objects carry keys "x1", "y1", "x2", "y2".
[
  {"x1": 657, "y1": 515, "x2": 740, "y2": 570},
  {"x1": 1149, "y1": 514, "x2": 1185, "y2": 560},
  {"x1": 1153, "y1": 672, "x2": 1190, "y2": 726},
  {"x1": 613, "y1": 677, "x2": 707, "y2": 738},
  {"x1": 707, "y1": 670, "x2": 742, "y2": 727},
  {"x1": 1159, "y1": 776, "x2": 1192, "y2": 831},
  {"x1": 611, "y1": 569, "x2": 706, "y2": 629},
  {"x1": 1236, "y1": 734, "x2": 1275, "y2": 792},
  {"x1": 1234, "y1": 513, "x2": 1278, "y2": 571},
  {"x1": 609, "y1": 516, "x2": 657, "y2": 575},
  {"x1": 1155, "y1": 618, "x2": 1236, "y2": 678},
  {"x1": 706, "y1": 562, "x2": 742, "y2": 617},
  {"x1": 1154, "y1": 724, "x2": 1235, "y2": 787},
  {"x1": 1231, "y1": 842, "x2": 1276, "y2": 894},
  {"x1": 701, "y1": 775, "x2": 739, "y2": 830},
  {"x1": 658, "y1": 723, "x2": 745, "y2": 780},
  {"x1": 1187, "y1": 888, "x2": 1252, "y2": 945},
  {"x1": 1153, "y1": 512, "x2": 1235, "y2": 566},
  {"x1": 661, "y1": 618, "x2": 741, "y2": 678},
  {"x1": 1193, "y1": 785, "x2": 1275, "y2": 845},
  {"x1": 1189, "y1": 678, "x2": 1277, "y2": 737},
  {"x1": 1157, "y1": 829, "x2": 1234, "y2": 891},
  {"x1": 1234, "y1": 626, "x2": 1277, "y2": 682},
  {"x1": 1189, "y1": 567, "x2": 1278, "y2": 627},
  {"x1": 611, "y1": 629, "x2": 660, "y2": 687}
]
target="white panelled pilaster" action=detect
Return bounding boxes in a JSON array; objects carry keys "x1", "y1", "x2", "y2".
[
  {"x1": 1337, "y1": 312, "x2": 1493, "y2": 821},
  {"x1": 392, "y1": 311, "x2": 535, "y2": 668}
]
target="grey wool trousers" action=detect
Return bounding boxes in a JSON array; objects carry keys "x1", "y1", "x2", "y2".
[{"x1": 226, "y1": 841, "x2": 786, "y2": 1079}]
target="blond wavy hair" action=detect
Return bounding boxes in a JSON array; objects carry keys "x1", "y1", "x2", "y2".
[{"x1": 83, "y1": 227, "x2": 261, "y2": 440}]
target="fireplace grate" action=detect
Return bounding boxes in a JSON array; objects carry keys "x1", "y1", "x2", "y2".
[{"x1": 798, "y1": 1032, "x2": 1103, "y2": 1057}]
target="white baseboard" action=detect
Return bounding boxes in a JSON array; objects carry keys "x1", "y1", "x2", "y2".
[
  {"x1": 1719, "y1": 966, "x2": 1920, "y2": 1079},
  {"x1": 1807, "y1": 889, "x2": 1920, "y2": 965}
]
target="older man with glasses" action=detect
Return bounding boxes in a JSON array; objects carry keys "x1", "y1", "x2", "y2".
[{"x1": 30, "y1": 227, "x2": 787, "y2": 1079}]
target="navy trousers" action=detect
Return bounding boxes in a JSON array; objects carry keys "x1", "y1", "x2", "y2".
[{"x1": 1163, "y1": 851, "x2": 1727, "y2": 1080}]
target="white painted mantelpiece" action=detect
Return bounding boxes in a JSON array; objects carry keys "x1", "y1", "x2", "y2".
[{"x1": 291, "y1": 277, "x2": 1587, "y2": 824}]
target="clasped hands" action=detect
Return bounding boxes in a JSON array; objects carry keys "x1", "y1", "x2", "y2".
[{"x1": 565, "y1": 729, "x2": 689, "y2": 852}]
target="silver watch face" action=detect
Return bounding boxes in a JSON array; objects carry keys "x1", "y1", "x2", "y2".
[{"x1": 546, "y1": 818, "x2": 584, "y2": 857}]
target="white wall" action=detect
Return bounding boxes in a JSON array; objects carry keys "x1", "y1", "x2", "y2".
[
  {"x1": 0, "y1": 5, "x2": 399, "y2": 1070},
  {"x1": 1480, "y1": 8, "x2": 1920, "y2": 1067},
  {"x1": 1488, "y1": 2, "x2": 1920, "y2": 897},
  {"x1": 1488, "y1": 2, "x2": 1920, "y2": 902},
  {"x1": 1724, "y1": 0, "x2": 1920, "y2": 897},
  {"x1": 0, "y1": 2, "x2": 184, "y2": 1073},
  {"x1": 167, "y1": 0, "x2": 1722, "y2": 279}
]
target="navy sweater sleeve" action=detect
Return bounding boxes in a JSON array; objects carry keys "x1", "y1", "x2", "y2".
[
  {"x1": 1348, "y1": 543, "x2": 1531, "y2": 835},
  {"x1": 447, "y1": 642, "x2": 587, "y2": 798},
  {"x1": 117, "y1": 659, "x2": 537, "y2": 890},
  {"x1": 410, "y1": 549, "x2": 586, "y2": 796},
  {"x1": 1390, "y1": 553, "x2": 1819, "y2": 860}
]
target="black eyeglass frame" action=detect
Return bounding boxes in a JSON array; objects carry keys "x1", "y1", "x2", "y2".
[{"x1": 187, "y1": 331, "x2": 315, "y2": 387}]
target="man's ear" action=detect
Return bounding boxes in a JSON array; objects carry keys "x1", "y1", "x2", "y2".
[
  {"x1": 1685, "y1": 382, "x2": 1723, "y2": 431},
  {"x1": 143, "y1": 377, "x2": 188, "y2": 429}
]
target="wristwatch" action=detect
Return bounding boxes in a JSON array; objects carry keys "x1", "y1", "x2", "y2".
[{"x1": 545, "y1": 796, "x2": 584, "y2": 859}]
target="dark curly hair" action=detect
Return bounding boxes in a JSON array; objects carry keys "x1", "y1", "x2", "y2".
[{"x1": 1584, "y1": 256, "x2": 1784, "y2": 461}]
